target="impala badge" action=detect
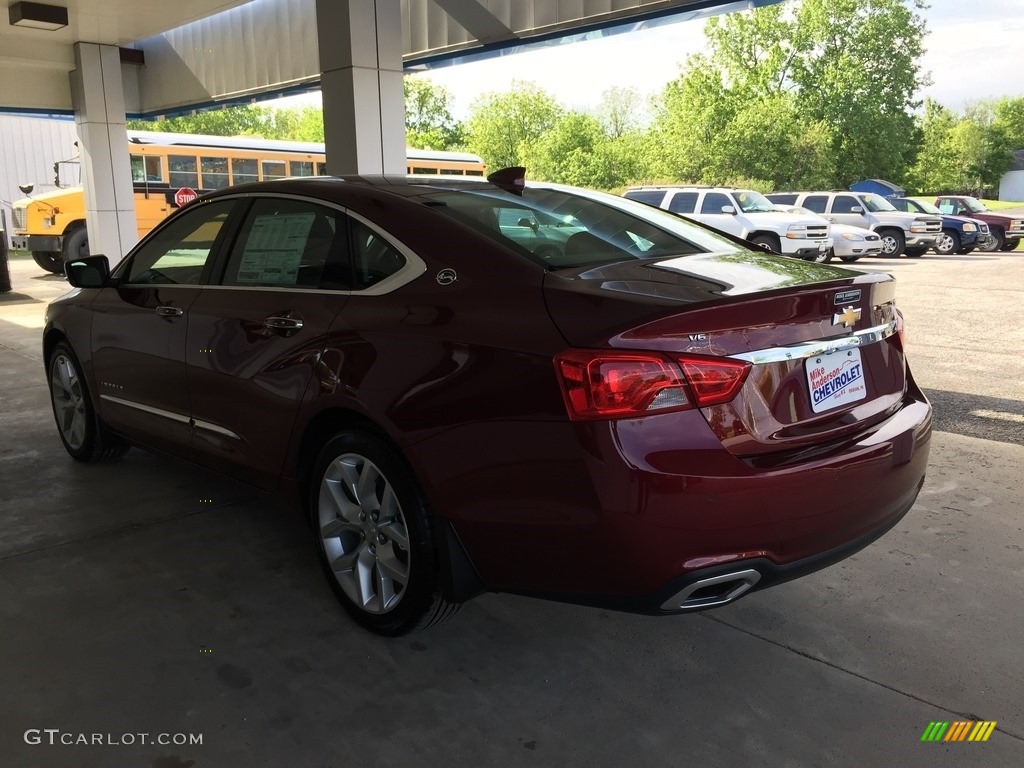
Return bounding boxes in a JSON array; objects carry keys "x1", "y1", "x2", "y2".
[
  {"x1": 436, "y1": 268, "x2": 458, "y2": 286},
  {"x1": 833, "y1": 306, "x2": 862, "y2": 328}
]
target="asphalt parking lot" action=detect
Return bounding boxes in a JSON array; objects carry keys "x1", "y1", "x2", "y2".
[{"x1": 1, "y1": 246, "x2": 1022, "y2": 768}]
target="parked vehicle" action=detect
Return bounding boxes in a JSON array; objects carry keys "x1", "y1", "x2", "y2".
[
  {"x1": 933, "y1": 196, "x2": 1024, "y2": 252},
  {"x1": 775, "y1": 205, "x2": 882, "y2": 262},
  {"x1": 623, "y1": 186, "x2": 832, "y2": 262},
  {"x1": 46, "y1": 171, "x2": 932, "y2": 636},
  {"x1": 889, "y1": 197, "x2": 991, "y2": 255},
  {"x1": 768, "y1": 191, "x2": 942, "y2": 258}
]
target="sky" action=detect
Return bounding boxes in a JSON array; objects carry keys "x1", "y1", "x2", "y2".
[{"x1": 394, "y1": 0, "x2": 1024, "y2": 120}]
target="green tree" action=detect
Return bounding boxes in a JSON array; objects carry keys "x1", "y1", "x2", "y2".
[
  {"x1": 595, "y1": 86, "x2": 643, "y2": 138},
  {"x1": 127, "y1": 104, "x2": 272, "y2": 136},
  {"x1": 465, "y1": 82, "x2": 563, "y2": 169},
  {"x1": 404, "y1": 77, "x2": 465, "y2": 149}
]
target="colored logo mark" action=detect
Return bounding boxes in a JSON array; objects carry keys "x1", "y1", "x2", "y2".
[{"x1": 921, "y1": 721, "x2": 997, "y2": 742}]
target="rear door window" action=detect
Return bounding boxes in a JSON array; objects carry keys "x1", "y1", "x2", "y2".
[
  {"x1": 220, "y1": 198, "x2": 349, "y2": 289},
  {"x1": 667, "y1": 192, "x2": 698, "y2": 214},
  {"x1": 802, "y1": 195, "x2": 829, "y2": 214}
]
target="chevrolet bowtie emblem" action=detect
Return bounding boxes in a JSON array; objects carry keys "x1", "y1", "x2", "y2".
[{"x1": 833, "y1": 305, "x2": 862, "y2": 328}]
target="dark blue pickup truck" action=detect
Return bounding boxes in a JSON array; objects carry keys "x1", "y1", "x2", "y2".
[{"x1": 890, "y1": 197, "x2": 992, "y2": 255}]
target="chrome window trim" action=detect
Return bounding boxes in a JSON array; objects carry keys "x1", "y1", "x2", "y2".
[
  {"x1": 100, "y1": 395, "x2": 190, "y2": 424},
  {"x1": 731, "y1": 320, "x2": 898, "y2": 365}
]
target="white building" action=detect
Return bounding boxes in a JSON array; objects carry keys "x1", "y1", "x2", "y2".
[
  {"x1": 0, "y1": 115, "x2": 79, "y2": 247},
  {"x1": 999, "y1": 150, "x2": 1024, "y2": 202}
]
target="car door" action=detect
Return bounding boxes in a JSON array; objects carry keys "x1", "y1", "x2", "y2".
[
  {"x1": 90, "y1": 198, "x2": 241, "y2": 456},
  {"x1": 828, "y1": 194, "x2": 870, "y2": 229},
  {"x1": 693, "y1": 192, "x2": 741, "y2": 236},
  {"x1": 184, "y1": 196, "x2": 352, "y2": 489}
]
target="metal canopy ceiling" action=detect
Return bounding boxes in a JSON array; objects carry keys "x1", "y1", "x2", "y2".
[{"x1": 0, "y1": 0, "x2": 781, "y2": 115}]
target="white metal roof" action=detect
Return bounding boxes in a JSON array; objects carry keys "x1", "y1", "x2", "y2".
[{"x1": 0, "y1": 0, "x2": 783, "y2": 116}]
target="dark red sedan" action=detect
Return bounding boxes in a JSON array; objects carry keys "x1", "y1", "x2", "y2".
[{"x1": 45, "y1": 172, "x2": 932, "y2": 635}]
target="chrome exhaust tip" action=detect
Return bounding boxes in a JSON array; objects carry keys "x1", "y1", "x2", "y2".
[{"x1": 660, "y1": 568, "x2": 761, "y2": 611}]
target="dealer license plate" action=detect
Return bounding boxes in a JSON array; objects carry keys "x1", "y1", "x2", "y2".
[{"x1": 805, "y1": 348, "x2": 867, "y2": 414}]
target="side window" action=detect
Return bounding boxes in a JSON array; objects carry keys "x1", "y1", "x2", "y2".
[
  {"x1": 623, "y1": 190, "x2": 667, "y2": 207},
  {"x1": 232, "y1": 158, "x2": 258, "y2": 185},
  {"x1": 803, "y1": 195, "x2": 828, "y2": 214},
  {"x1": 832, "y1": 195, "x2": 862, "y2": 214},
  {"x1": 700, "y1": 192, "x2": 733, "y2": 214},
  {"x1": 889, "y1": 199, "x2": 909, "y2": 212},
  {"x1": 768, "y1": 194, "x2": 797, "y2": 205},
  {"x1": 350, "y1": 219, "x2": 407, "y2": 290},
  {"x1": 937, "y1": 200, "x2": 956, "y2": 215},
  {"x1": 168, "y1": 155, "x2": 199, "y2": 188},
  {"x1": 315, "y1": 162, "x2": 328, "y2": 177},
  {"x1": 262, "y1": 160, "x2": 286, "y2": 181},
  {"x1": 290, "y1": 160, "x2": 314, "y2": 177},
  {"x1": 221, "y1": 198, "x2": 348, "y2": 289},
  {"x1": 130, "y1": 155, "x2": 163, "y2": 183},
  {"x1": 126, "y1": 200, "x2": 236, "y2": 285},
  {"x1": 201, "y1": 157, "x2": 229, "y2": 189},
  {"x1": 667, "y1": 192, "x2": 698, "y2": 214}
]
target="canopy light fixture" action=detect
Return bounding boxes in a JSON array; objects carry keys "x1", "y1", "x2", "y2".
[{"x1": 9, "y1": 2, "x2": 68, "y2": 31}]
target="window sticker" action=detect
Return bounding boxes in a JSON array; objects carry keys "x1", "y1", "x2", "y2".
[{"x1": 235, "y1": 213, "x2": 315, "y2": 285}]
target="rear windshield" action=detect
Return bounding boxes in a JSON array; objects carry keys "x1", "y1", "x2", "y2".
[{"x1": 423, "y1": 185, "x2": 744, "y2": 269}]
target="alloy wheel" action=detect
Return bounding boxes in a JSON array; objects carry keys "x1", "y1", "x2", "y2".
[
  {"x1": 50, "y1": 354, "x2": 87, "y2": 450},
  {"x1": 317, "y1": 453, "x2": 411, "y2": 614},
  {"x1": 936, "y1": 233, "x2": 955, "y2": 254}
]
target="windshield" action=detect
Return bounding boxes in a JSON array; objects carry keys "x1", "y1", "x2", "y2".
[
  {"x1": 961, "y1": 197, "x2": 988, "y2": 213},
  {"x1": 913, "y1": 200, "x2": 943, "y2": 215},
  {"x1": 860, "y1": 194, "x2": 897, "y2": 213},
  {"x1": 734, "y1": 191, "x2": 777, "y2": 213},
  {"x1": 424, "y1": 185, "x2": 745, "y2": 270}
]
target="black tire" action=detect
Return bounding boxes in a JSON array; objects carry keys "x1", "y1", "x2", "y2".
[
  {"x1": 749, "y1": 234, "x2": 780, "y2": 254},
  {"x1": 904, "y1": 247, "x2": 927, "y2": 258},
  {"x1": 878, "y1": 228, "x2": 906, "y2": 258},
  {"x1": 62, "y1": 226, "x2": 89, "y2": 262},
  {"x1": 811, "y1": 247, "x2": 833, "y2": 264},
  {"x1": 934, "y1": 229, "x2": 960, "y2": 255},
  {"x1": 32, "y1": 251, "x2": 65, "y2": 274},
  {"x1": 47, "y1": 341, "x2": 129, "y2": 462},
  {"x1": 979, "y1": 229, "x2": 1004, "y2": 252},
  {"x1": 309, "y1": 430, "x2": 458, "y2": 635},
  {"x1": 839, "y1": 256, "x2": 861, "y2": 263},
  {"x1": 1000, "y1": 238, "x2": 1018, "y2": 252}
]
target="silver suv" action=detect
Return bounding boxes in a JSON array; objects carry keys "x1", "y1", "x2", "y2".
[
  {"x1": 624, "y1": 186, "x2": 832, "y2": 262},
  {"x1": 767, "y1": 191, "x2": 942, "y2": 258}
]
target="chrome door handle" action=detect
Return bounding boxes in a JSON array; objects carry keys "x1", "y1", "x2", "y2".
[
  {"x1": 155, "y1": 305, "x2": 184, "y2": 318},
  {"x1": 263, "y1": 316, "x2": 304, "y2": 331}
]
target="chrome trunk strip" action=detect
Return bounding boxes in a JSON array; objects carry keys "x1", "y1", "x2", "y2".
[{"x1": 731, "y1": 320, "x2": 898, "y2": 365}]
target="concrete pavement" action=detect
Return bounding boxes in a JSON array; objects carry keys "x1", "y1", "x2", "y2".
[{"x1": 1, "y1": 253, "x2": 1021, "y2": 767}]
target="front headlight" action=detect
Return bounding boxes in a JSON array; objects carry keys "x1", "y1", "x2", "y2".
[
  {"x1": 787, "y1": 224, "x2": 807, "y2": 232},
  {"x1": 909, "y1": 224, "x2": 927, "y2": 233},
  {"x1": 962, "y1": 223, "x2": 977, "y2": 232},
  {"x1": 841, "y1": 232, "x2": 865, "y2": 241}
]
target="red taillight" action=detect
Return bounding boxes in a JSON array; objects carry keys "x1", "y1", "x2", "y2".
[{"x1": 554, "y1": 350, "x2": 751, "y2": 421}]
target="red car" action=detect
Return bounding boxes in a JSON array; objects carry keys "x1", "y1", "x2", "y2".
[{"x1": 46, "y1": 171, "x2": 932, "y2": 635}]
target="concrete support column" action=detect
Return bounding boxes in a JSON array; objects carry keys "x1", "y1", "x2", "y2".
[
  {"x1": 316, "y1": 0, "x2": 405, "y2": 176},
  {"x1": 70, "y1": 43, "x2": 137, "y2": 266}
]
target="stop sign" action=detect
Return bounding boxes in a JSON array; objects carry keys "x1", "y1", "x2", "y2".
[{"x1": 174, "y1": 187, "x2": 198, "y2": 207}]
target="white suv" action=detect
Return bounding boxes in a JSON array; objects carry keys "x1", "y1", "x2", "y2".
[
  {"x1": 767, "y1": 191, "x2": 942, "y2": 258},
  {"x1": 623, "y1": 186, "x2": 832, "y2": 262}
]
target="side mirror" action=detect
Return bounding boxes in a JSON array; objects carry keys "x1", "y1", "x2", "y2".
[
  {"x1": 721, "y1": 205, "x2": 736, "y2": 214},
  {"x1": 65, "y1": 256, "x2": 112, "y2": 288},
  {"x1": 850, "y1": 205, "x2": 864, "y2": 213},
  {"x1": 18, "y1": 182, "x2": 34, "y2": 195}
]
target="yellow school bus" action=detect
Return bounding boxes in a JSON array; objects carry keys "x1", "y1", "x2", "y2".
[{"x1": 11, "y1": 131, "x2": 486, "y2": 273}]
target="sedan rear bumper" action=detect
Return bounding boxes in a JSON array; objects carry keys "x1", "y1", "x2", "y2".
[{"x1": 416, "y1": 380, "x2": 932, "y2": 610}]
